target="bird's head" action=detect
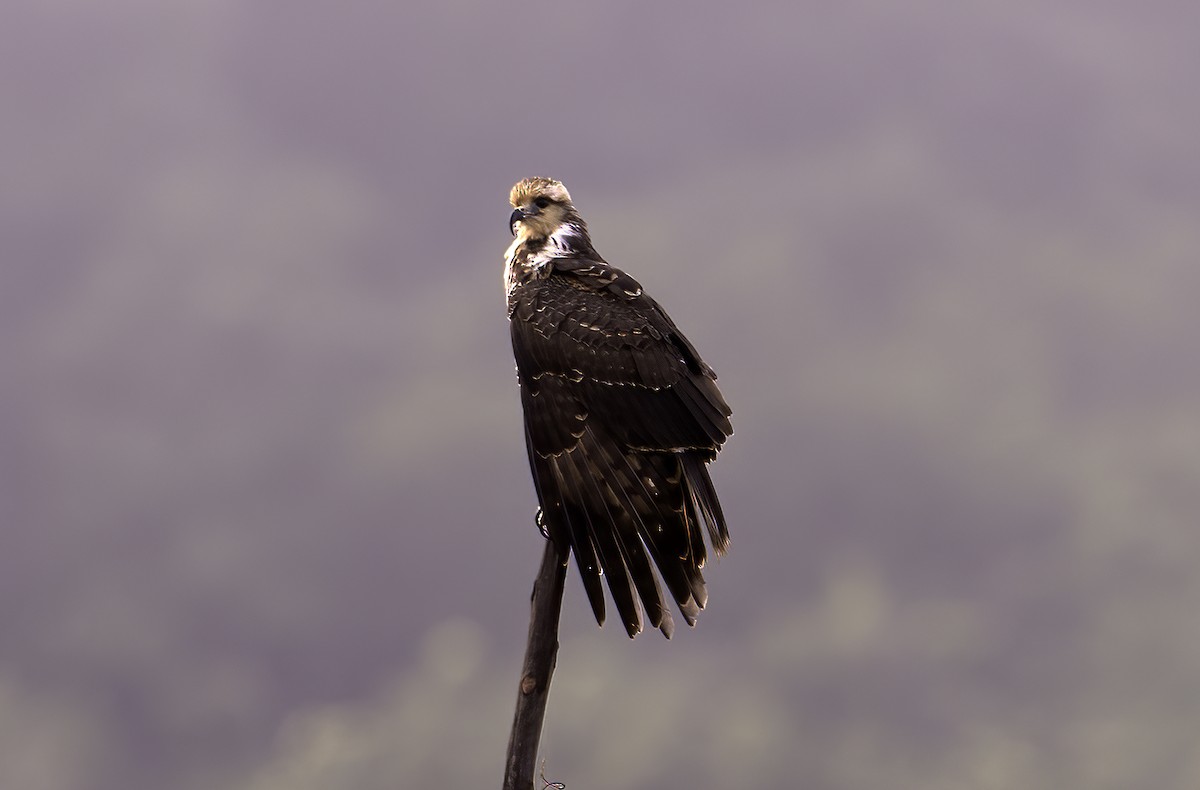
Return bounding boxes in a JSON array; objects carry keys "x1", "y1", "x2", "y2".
[{"x1": 509, "y1": 177, "x2": 578, "y2": 240}]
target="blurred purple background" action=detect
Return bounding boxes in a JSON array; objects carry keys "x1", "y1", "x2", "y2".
[{"x1": 5, "y1": 2, "x2": 1200, "y2": 788}]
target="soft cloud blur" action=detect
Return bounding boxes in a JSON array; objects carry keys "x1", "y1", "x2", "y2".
[{"x1": 5, "y1": 1, "x2": 1200, "y2": 789}]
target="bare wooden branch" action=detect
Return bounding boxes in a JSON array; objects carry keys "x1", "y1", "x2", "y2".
[{"x1": 502, "y1": 538, "x2": 568, "y2": 790}]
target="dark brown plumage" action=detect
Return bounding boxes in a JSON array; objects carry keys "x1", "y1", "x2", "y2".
[{"x1": 504, "y1": 177, "x2": 732, "y2": 638}]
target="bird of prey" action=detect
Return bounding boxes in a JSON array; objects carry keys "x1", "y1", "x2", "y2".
[{"x1": 504, "y1": 176, "x2": 732, "y2": 638}]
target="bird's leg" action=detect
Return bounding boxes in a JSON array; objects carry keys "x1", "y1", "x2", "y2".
[{"x1": 535, "y1": 508, "x2": 550, "y2": 539}]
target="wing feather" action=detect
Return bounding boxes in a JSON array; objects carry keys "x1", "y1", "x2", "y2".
[{"x1": 510, "y1": 255, "x2": 731, "y2": 635}]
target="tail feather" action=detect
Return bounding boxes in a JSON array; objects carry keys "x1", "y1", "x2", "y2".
[
  {"x1": 626, "y1": 450, "x2": 709, "y2": 622},
  {"x1": 681, "y1": 452, "x2": 730, "y2": 554},
  {"x1": 558, "y1": 447, "x2": 643, "y2": 637},
  {"x1": 582, "y1": 429, "x2": 677, "y2": 637},
  {"x1": 539, "y1": 449, "x2": 606, "y2": 625},
  {"x1": 576, "y1": 440, "x2": 671, "y2": 636}
]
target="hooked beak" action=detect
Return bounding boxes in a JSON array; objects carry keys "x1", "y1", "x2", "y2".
[{"x1": 508, "y1": 204, "x2": 541, "y2": 235}]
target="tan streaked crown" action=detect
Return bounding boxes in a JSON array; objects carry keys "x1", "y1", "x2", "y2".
[{"x1": 510, "y1": 177, "x2": 572, "y2": 208}]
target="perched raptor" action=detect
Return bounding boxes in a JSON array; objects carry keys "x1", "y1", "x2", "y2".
[{"x1": 504, "y1": 177, "x2": 732, "y2": 638}]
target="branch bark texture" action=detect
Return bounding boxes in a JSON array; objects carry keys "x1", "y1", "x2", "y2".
[{"x1": 502, "y1": 538, "x2": 568, "y2": 790}]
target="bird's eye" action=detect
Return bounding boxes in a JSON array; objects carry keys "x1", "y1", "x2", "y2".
[{"x1": 534, "y1": 197, "x2": 551, "y2": 209}]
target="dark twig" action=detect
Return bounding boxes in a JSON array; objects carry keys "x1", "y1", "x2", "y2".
[
  {"x1": 539, "y1": 759, "x2": 567, "y2": 789},
  {"x1": 502, "y1": 538, "x2": 568, "y2": 790}
]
